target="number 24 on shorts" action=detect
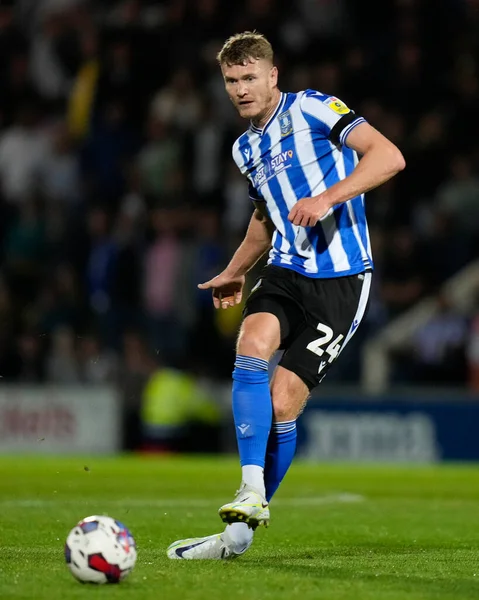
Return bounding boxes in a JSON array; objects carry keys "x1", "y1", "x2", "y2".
[{"x1": 306, "y1": 323, "x2": 344, "y2": 372}]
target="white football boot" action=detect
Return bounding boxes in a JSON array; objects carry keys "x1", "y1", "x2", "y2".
[
  {"x1": 218, "y1": 483, "x2": 270, "y2": 528},
  {"x1": 167, "y1": 529, "x2": 252, "y2": 560}
]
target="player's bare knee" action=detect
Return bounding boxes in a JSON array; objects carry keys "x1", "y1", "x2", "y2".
[
  {"x1": 236, "y1": 333, "x2": 273, "y2": 360},
  {"x1": 236, "y1": 314, "x2": 280, "y2": 359},
  {"x1": 272, "y1": 388, "x2": 306, "y2": 421},
  {"x1": 271, "y1": 366, "x2": 310, "y2": 421},
  {"x1": 272, "y1": 399, "x2": 298, "y2": 422}
]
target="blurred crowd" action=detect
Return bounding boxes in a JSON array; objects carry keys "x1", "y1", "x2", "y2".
[{"x1": 1, "y1": 0, "x2": 479, "y2": 393}]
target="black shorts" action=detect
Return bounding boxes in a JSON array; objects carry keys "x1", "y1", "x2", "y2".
[{"x1": 243, "y1": 265, "x2": 372, "y2": 390}]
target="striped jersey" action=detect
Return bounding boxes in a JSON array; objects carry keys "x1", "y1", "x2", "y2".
[{"x1": 232, "y1": 89, "x2": 373, "y2": 278}]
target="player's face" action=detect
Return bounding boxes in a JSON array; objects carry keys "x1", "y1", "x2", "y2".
[{"x1": 222, "y1": 58, "x2": 279, "y2": 124}]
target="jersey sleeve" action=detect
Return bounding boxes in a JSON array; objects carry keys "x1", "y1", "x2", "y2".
[
  {"x1": 300, "y1": 90, "x2": 367, "y2": 146},
  {"x1": 232, "y1": 136, "x2": 252, "y2": 175},
  {"x1": 232, "y1": 140, "x2": 243, "y2": 170},
  {"x1": 248, "y1": 181, "x2": 265, "y2": 202}
]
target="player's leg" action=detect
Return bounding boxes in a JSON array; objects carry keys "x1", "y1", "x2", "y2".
[
  {"x1": 264, "y1": 365, "x2": 309, "y2": 501},
  {"x1": 169, "y1": 311, "x2": 281, "y2": 559},
  {"x1": 167, "y1": 365, "x2": 310, "y2": 560},
  {"x1": 226, "y1": 366, "x2": 308, "y2": 538},
  {"x1": 223, "y1": 365, "x2": 309, "y2": 554},
  {"x1": 219, "y1": 267, "x2": 306, "y2": 529},
  {"x1": 218, "y1": 311, "x2": 281, "y2": 528}
]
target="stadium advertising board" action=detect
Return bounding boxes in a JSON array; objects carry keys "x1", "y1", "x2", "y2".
[
  {"x1": 0, "y1": 386, "x2": 120, "y2": 453},
  {"x1": 299, "y1": 394, "x2": 479, "y2": 463}
]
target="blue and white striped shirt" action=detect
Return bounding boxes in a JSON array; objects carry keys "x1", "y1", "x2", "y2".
[{"x1": 232, "y1": 89, "x2": 373, "y2": 278}]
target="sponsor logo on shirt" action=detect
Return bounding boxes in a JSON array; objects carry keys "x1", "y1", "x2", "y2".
[
  {"x1": 324, "y1": 97, "x2": 350, "y2": 115},
  {"x1": 253, "y1": 150, "x2": 294, "y2": 187}
]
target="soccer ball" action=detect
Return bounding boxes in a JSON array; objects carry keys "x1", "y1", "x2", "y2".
[{"x1": 64, "y1": 515, "x2": 137, "y2": 584}]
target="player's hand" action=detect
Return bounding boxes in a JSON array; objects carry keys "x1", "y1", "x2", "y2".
[
  {"x1": 198, "y1": 272, "x2": 246, "y2": 309},
  {"x1": 288, "y1": 196, "x2": 333, "y2": 227}
]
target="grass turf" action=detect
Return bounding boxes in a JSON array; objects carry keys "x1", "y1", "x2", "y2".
[{"x1": 0, "y1": 455, "x2": 478, "y2": 599}]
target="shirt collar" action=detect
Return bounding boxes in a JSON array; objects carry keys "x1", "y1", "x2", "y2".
[{"x1": 249, "y1": 92, "x2": 286, "y2": 135}]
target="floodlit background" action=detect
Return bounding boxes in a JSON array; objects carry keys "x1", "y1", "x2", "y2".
[
  {"x1": 2, "y1": 2, "x2": 479, "y2": 600},
  {"x1": 1, "y1": 0, "x2": 479, "y2": 460}
]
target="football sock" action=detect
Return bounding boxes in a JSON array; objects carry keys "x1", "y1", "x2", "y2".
[
  {"x1": 232, "y1": 355, "x2": 272, "y2": 497},
  {"x1": 241, "y1": 464, "x2": 265, "y2": 495},
  {"x1": 224, "y1": 522, "x2": 253, "y2": 553},
  {"x1": 264, "y1": 420, "x2": 297, "y2": 502}
]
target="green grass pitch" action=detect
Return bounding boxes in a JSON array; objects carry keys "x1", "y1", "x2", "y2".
[{"x1": 1, "y1": 455, "x2": 478, "y2": 600}]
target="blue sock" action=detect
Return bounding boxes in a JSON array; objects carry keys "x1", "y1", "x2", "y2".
[
  {"x1": 264, "y1": 420, "x2": 297, "y2": 502},
  {"x1": 232, "y1": 355, "x2": 272, "y2": 468}
]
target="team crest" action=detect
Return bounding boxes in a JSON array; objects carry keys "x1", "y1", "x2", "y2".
[
  {"x1": 324, "y1": 97, "x2": 350, "y2": 115},
  {"x1": 278, "y1": 111, "x2": 293, "y2": 136}
]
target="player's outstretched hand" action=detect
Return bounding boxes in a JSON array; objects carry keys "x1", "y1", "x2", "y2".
[
  {"x1": 198, "y1": 273, "x2": 246, "y2": 309},
  {"x1": 288, "y1": 196, "x2": 333, "y2": 227}
]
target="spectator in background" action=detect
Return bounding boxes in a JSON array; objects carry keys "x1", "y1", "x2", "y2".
[
  {"x1": 150, "y1": 67, "x2": 202, "y2": 133},
  {"x1": 137, "y1": 115, "x2": 184, "y2": 205},
  {"x1": 0, "y1": 103, "x2": 49, "y2": 206},
  {"x1": 408, "y1": 294, "x2": 468, "y2": 385},
  {"x1": 380, "y1": 227, "x2": 427, "y2": 318},
  {"x1": 110, "y1": 188, "x2": 145, "y2": 341},
  {"x1": 420, "y1": 211, "x2": 471, "y2": 289},
  {"x1": 0, "y1": 5, "x2": 27, "y2": 84},
  {"x1": 297, "y1": 0, "x2": 349, "y2": 41},
  {"x1": 29, "y1": 11, "x2": 71, "y2": 104},
  {"x1": 3, "y1": 196, "x2": 47, "y2": 307},
  {"x1": 46, "y1": 325, "x2": 80, "y2": 383},
  {"x1": 119, "y1": 328, "x2": 156, "y2": 450},
  {"x1": 140, "y1": 355, "x2": 221, "y2": 453},
  {"x1": 95, "y1": 39, "x2": 140, "y2": 127},
  {"x1": 450, "y1": 65, "x2": 479, "y2": 145},
  {"x1": 189, "y1": 209, "x2": 225, "y2": 371},
  {"x1": 15, "y1": 330, "x2": 46, "y2": 383},
  {"x1": 387, "y1": 40, "x2": 429, "y2": 121},
  {"x1": 187, "y1": 96, "x2": 227, "y2": 208},
  {"x1": 38, "y1": 120, "x2": 81, "y2": 208},
  {"x1": 142, "y1": 208, "x2": 187, "y2": 365},
  {"x1": 81, "y1": 100, "x2": 138, "y2": 205},
  {"x1": 66, "y1": 26, "x2": 100, "y2": 141},
  {"x1": 405, "y1": 109, "x2": 451, "y2": 204},
  {"x1": 77, "y1": 330, "x2": 118, "y2": 384},
  {"x1": 435, "y1": 155, "x2": 479, "y2": 254},
  {"x1": 36, "y1": 262, "x2": 83, "y2": 334},
  {"x1": 1, "y1": 51, "x2": 39, "y2": 127},
  {"x1": 85, "y1": 206, "x2": 118, "y2": 343}
]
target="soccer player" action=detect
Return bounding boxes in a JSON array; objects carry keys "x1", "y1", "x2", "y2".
[{"x1": 167, "y1": 31, "x2": 405, "y2": 559}]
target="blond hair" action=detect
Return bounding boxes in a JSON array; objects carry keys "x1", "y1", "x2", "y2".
[{"x1": 217, "y1": 31, "x2": 273, "y2": 66}]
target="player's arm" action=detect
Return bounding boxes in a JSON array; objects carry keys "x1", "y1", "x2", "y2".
[
  {"x1": 289, "y1": 122, "x2": 405, "y2": 226},
  {"x1": 324, "y1": 122, "x2": 405, "y2": 206},
  {"x1": 289, "y1": 94, "x2": 405, "y2": 227},
  {"x1": 223, "y1": 204, "x2": 274, "y2": 277},
  {"x1": 198, "y1": 205, "x2": 274, "y2": 309}
]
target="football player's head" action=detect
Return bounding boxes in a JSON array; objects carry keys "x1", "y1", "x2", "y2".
[{"x1": 218, "y1": 31, "x2": 279, "y2": 124}]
